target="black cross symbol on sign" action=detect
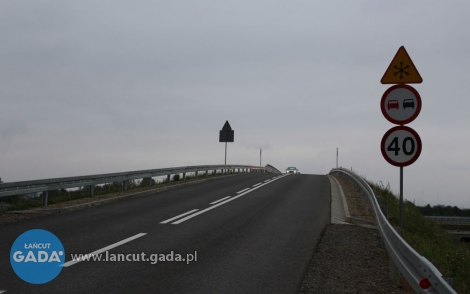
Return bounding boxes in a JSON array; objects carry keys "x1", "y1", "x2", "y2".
[{"x1": 393, "y1": 61, "x2": 410, "y2": 79}]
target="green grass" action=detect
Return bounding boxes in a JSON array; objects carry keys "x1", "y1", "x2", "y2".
[{"x1": 366, "y1": 180, "x2": 470, "y2": 293}]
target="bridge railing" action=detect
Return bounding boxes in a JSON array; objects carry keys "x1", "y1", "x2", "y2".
[
  {"x1": 0, "y1": 164, "x2": 281, "y2": 206},
  {"x1": 330, "y1": 167, "x2": 456, "y2": 294},
  {"x1": 265, "y1": 164, "x2": 282, "y2": 174},
  {"x1": 425, "y1": 216, "x2": 470, "y2": 225}
]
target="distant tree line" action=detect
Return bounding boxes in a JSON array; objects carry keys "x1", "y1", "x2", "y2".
[{"x1": 419, "y1": 204, "x2": 470, "y2": 217}]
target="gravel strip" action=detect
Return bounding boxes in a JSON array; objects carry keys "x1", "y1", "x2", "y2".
[
  {"x1": 334, "y1": 175, "x2": 374, "y2": 222},
  {"x1": 299, "y1": 175, "x2": 409, "y2": 293},
  {"x1": 299, "y1": 224, "x2": 405, "y2": 293}
]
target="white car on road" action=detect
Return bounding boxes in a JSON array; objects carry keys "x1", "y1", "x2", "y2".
[{"x1": 285, "y1": 167, "x2": 299, "y2": 174}]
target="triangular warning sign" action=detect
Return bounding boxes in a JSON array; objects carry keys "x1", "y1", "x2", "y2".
[
  {"x1": 381, "y1": 46, "x2": 423, "y2": 84},
  {"x1": 222, "y1": 121, "x2": 232, "y2": 131}
]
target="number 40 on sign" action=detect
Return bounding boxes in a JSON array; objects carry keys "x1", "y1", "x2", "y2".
[{"x1": 381, "y1": 126, "x2": 422, "y2": 167}]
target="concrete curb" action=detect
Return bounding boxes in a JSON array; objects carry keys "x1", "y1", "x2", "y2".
[
  {"x1": 328, "y1": 175, "x2": 351, "y2": 223},
  {"x1": 328, "y1": 175, "x2": 377, "y2": 229},
  {"x1": 7, "y1": 173, "x2": 243, "y2": 215}
]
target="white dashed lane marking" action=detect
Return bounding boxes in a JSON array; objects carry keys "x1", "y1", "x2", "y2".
[
  {"x1": 210, "y1": 196, "x2": 231, "y2": 205},
  {"x1": 171, "y1": 175, "x2": 287, "y2": 224},
  {"x1": 63, "y1": 233, "x2": 147, "y2": 267},
  {"x1": 160, "y1": 209, "x2": 199, "y2": 224},
  {"x1": 236, "y1": 188, "x2": 250, "y2": 194}
]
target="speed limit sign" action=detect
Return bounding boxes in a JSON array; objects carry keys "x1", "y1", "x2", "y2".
[{"x1": 381, "y1": 126, "x2": 422, "y2": 167}]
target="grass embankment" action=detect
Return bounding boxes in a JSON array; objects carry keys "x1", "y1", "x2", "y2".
[
  {"x1": 1, "y1": 171, "x2": 233, "y2": 212},
  {"x1": 366, "y1": 180, "x2": 470, "y2": 293}
]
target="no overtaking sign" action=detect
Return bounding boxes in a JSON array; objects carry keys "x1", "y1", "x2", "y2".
[{"x1": 380, "y1": 84, "x2": 421, "y2": 125}]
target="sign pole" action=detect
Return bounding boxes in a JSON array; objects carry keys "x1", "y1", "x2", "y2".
[
  {"x1": 336, "y1": 148, "x2": 338, "y2": 168},
  {"x1": 219, "y1": 120, "x2": 234, "y2": 166},
  {"x1": 380, "y1": 46, "x2": 423, "y2": 237},
  {"x1": 400, "y1": 166, "x2": 403, "y2": 234},
  {"x1": 225, "y1": 126, "x2": 228, "y2": 165},
  {"x1": 260, "y1": 149, "x2": 262, "y2": 167}
]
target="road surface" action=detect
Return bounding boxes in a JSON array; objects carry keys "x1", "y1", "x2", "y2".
[{"x1": 0, "y1": 173, "x2": 330, "y2": 293}]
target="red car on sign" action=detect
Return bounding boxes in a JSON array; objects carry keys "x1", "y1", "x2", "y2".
[{"x1": 388, "y1": 100, "x2": 399, "y2": 110}]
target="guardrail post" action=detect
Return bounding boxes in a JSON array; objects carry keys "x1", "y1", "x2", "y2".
[
  {"x1": 89, "y1": 185, "x2": 94, "y2": 197},
  {"x1": 42, "y1": 191, "x2": 48, "y2": 207},
  {"x1": 389, "y1": 257, "x2": 400, "y2": 280},
  {"x1": 380, "y1": 205, "x2": 388, "y2": 218},
  {"x1": 183, "y1": 173, "x2": 186, "y2": 181},
  {"x1": 444, "y1": 278, "x2": 453, "y2": 287},
  {"x1": 205, "y1": 170, "x2": 208, "y2": 177},
  {"x1": 167, "y1": 174, "x2": 171, "y2": 183},
  {"x1": 123, "y1": 180, "x2": 128, "y2": 192},
  {"x1": 195, "y1": 171, "x2": 199, "y2": 178}
]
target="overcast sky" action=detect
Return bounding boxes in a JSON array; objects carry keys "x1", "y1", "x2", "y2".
[{"x1": 1, "y1": 1, "x2": 469, "y2": 208}]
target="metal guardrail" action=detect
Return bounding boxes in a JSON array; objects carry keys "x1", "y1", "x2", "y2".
[
  {"x1": 425, "y1": 216, "x2": 470, "y2": 225},
  {"x1": 265, "y1": 164, "x2": 282, "y2": 174},
  {"x1": 329, "y1": 168, "x2": 456, "y2": 294},
  {"x1": 0, "y1": 164, "x2": 281, "y2": 206}
]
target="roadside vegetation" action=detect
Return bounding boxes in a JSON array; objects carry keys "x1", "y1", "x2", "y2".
[
  {"x1": 366, "y1": 179, "x2": 470, "y2": 293},
  {"x1": 0, "y1": 170, "x2": 237, "y2": 212},
  {"x1": 419, "y1": 204, "x2": 470, "y2": 217}
]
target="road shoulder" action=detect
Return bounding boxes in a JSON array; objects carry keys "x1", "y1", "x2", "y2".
[{"x1": 298, "y1": 174, "x2": 405, "y2": 293}]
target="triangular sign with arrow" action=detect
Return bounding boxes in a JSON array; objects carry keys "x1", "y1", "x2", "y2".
[
  {"x1": 219, "y1": 121, "x2": 234, "y2": 142},
  {"x1": 222, "y1": 121, "x2": 232, "y2": 131}
]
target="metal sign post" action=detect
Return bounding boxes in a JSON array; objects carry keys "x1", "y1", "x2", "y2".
[
  {"x1": 219, "y1": 121, "x2": 234, "y2": 165},
  {"x1": 260, "y1": 149, "x2": 262, "y2": 167},
  {"x1": 380, "y1": 46, "x2": 423, "y2": 234},
  {"x1": 400, "y1": 166, "x2": 403, "y2": 232},
  {"x1": 336, "y1": 148, "x2": 338, "y2": 168}
]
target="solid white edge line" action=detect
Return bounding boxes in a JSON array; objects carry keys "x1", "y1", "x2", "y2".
[
  {"x1": 263, "y1": 180, "x2": 271, "y2": 183},
  {"x1": 252, "y1": 182, "x2": 262, "y2": 187},
  {"x1": 209, "y1": 196, "x2": 231, "y2": 205},
  {"x1": 172, "y1": 175, "x2": 287, "y2": 224},
  {"x1": 0, "y1": 291, "x2": 7, "y2": 293},
  {"x1": 160, "y1": 209, "x2": 199, "y2": 224},
  {"x1": 236, "y1": 188, "x2": 250, "y2": 194},
  {"x1": 62, "y1": 233, "x2": 147, "y2": 267}
]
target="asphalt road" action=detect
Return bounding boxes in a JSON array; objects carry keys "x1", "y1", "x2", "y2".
[{"x1": 0, "y1": 173, "x2": 330, "y2": 293}]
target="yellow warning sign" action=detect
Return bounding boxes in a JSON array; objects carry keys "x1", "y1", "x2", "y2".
[{"x1": 381, "y1": 46, "x2": 423, "y2": 84}]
